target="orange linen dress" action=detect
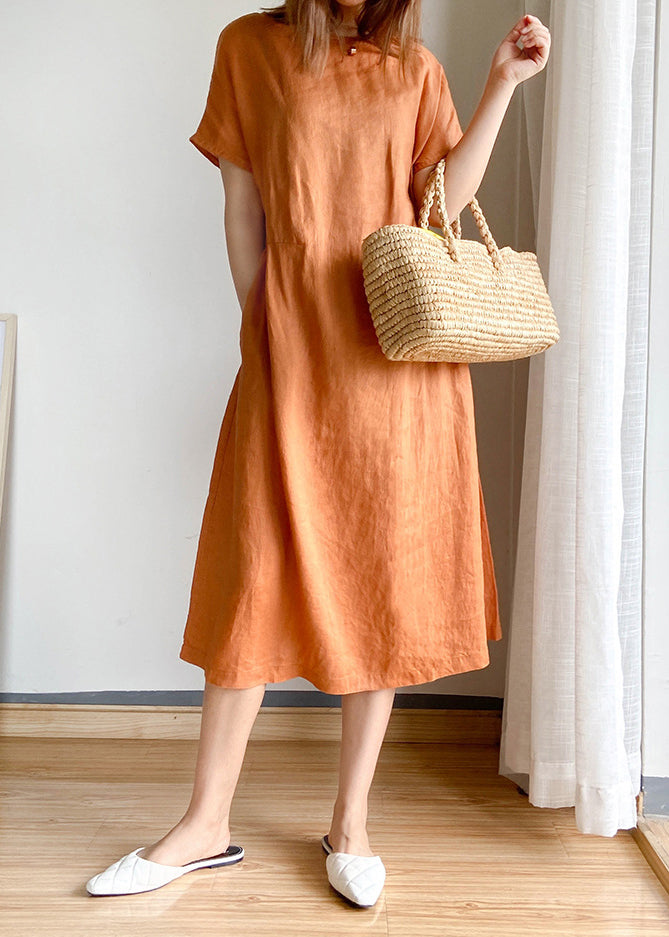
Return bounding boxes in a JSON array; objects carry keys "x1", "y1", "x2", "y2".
[{"x1": 179, "y1": 11, "x2": 502, "y2": 694}]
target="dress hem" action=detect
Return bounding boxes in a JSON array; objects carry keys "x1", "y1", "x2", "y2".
[{"x1": 178, "y1": 638, "x2": 496, "y2": 695}]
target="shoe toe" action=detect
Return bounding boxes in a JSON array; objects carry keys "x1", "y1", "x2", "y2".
[
  {"x1": 326, "y1": 852, "x2": 386, "y2": 907},
  {"x1": 86, "y1": 847, "x2": 183, "y2": 896}
]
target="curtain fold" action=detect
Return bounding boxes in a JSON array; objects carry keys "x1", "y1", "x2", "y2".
[{"x1": 498, "y1": 0, "x2": 654, "y2": 836}]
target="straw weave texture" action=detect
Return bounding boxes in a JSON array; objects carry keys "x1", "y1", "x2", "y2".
[{"x1": 361, "y1": 158, "x2": 559, "y2": 363}]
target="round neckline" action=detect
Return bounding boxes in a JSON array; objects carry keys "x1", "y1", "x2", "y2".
[
  {"x1": 260, "y1": 13, "x2": 368, "y2": 43},
  {"x1": 258, "y1": 13, "x2": 403, "y2": 64}
]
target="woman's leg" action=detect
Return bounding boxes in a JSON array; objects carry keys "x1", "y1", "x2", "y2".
[
  {"x1": 138, "y1": 680, "x2": 266, "y2": 866},
  {"x1": 327, "y1": 687, "x2": 396, "y2": 856}
]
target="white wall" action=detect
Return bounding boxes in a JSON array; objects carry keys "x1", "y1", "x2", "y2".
[{"x1": 0, "y1": 0, "x2": 529, "y2": 696}]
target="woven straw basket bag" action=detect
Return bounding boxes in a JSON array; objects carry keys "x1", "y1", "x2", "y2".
[{"x1": 361, "y1": 156, "x2": 559, "y2": 362}]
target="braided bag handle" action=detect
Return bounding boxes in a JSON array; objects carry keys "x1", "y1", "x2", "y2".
[{"x1": 417, "y1": 158, "x2": 503, "y2": 272}]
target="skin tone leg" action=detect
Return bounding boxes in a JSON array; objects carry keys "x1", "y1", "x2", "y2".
[
  {"x1": 327, "y1": 687, "x2": 396, "y2": 856},
  {"x1": 138, "y1": 681, "x2": 266, "y2": 865},
  {"x1": 138, "y1": 680, "x2": 395, "y2": 865},
  {"x1": 138, "y1": 679, "x2": 396, "y2": 864}
]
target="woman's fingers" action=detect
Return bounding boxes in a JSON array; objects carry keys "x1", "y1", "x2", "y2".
[
  {"x1": 521, "y1": 25, "x2": 551, "y2": 42},
  {"x1": 520, "y1": 13, "x2": 545, "y2": 28},
  {"x1": 518, "y1": 15, "x2": 551, "y2": 59},
  {"x1": 506, "y1": 13, "x2": 548, "y2": 46},
  {"x1": 491, "y1": 12, "x2": 551, "y2": 85},
  {"x1": 506, "y1": 21, "x2": 526, "y2": 42},
  {"x1": 505, "y1": 12, "x2": 533, "y2": 42}
]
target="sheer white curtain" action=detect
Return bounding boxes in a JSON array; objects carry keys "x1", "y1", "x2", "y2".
[{"x1": 498, "y1": 0, "x2": 655, "y2": 836}]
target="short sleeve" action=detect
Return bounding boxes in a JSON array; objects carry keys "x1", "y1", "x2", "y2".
[
  {"x1": 189, "y1": 25, "x2": 253, "y2": 173},
  {"x1": 412, "y1": 60, "x2": 464, "y2": 173}
]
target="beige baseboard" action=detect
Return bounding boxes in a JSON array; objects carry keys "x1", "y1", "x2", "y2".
[
  {"x1": 0, "y1": 702, "x2": 501, "y2": 743},
  {"x1": 632, "y1": 807, "x2": 669, "y2": 896}
]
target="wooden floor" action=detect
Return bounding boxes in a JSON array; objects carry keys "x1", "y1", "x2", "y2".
[{"x1": 2, "y1": 735, "x2": 668, "y2": 936}]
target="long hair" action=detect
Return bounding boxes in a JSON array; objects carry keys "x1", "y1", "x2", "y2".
[{"x1": 260, "y1": 1, "x2": 423, "y2": 77}]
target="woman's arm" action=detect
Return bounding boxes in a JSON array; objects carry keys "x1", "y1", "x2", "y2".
[
  {"x1": 219, "y1": 159, "x2": 266, "y2": 309},
  {"x1": 412, "y1": 74, "x2": 515, "y2": 228},
  {"x1": 412, "y1": 13, "x2": 551, "y2": 229}
]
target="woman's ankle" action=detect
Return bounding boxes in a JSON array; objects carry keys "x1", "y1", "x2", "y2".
[
  {"x1": 179, "y1": 811, "x2": 231, "y2": 840},
  {"x1": 331, "y1": 798, "x2": 368, "y2": 830}
]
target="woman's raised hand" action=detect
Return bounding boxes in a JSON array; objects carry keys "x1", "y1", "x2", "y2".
[{"x1": 489, "y1": 13, "x2": 551, "y2": 87}]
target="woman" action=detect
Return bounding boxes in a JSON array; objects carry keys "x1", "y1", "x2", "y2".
[{"x1": 86, "y1": 0, "x2": 550, "y2": 907}]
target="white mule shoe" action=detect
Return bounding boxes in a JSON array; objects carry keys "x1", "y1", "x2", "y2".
[
  {"x1": 86, "y1": 843, "x2": 244, "y2": 896},
  {"x1": 321, "y1": 834, "x2": 386, "y2": 907}
]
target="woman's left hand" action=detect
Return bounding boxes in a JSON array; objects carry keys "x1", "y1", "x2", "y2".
[{"x1": 490, "y1": 13, "x2": 551, "y2": 88}]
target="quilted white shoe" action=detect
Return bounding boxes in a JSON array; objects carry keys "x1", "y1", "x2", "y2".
[
  {"x1": 86, "y1": 843, "x2": 244, "y2": 896},
  {"x1": 321, "y1": 834, "x2": 386, "y2": 907}
]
